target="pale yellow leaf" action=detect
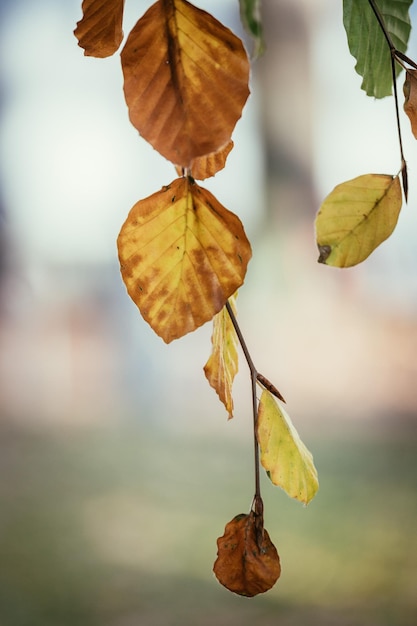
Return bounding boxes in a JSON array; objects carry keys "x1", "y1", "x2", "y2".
[
  {"x1": 315, "y1": 174, "x2": 402, "y2": 268},
  {"x1": 204, "y1": 293, "x2": 238, "y2": 419},
  {"x1": 257, "y1": 390, "x2": 319, "y2": 505}
]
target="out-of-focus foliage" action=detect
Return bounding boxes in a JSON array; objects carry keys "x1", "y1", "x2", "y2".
[{"x1": 239, "y1": 0, "x2": 265, "y2": 56}]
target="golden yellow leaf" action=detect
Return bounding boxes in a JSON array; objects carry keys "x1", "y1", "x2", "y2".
[
  {"x1": 257, "y1": 390, "x2": 319, "y2": 505},
  {"x1": 74, "y1": 0, "x2": 125, "y2": 58},
  {"x1": 404, "y1": 69, "x2": 417, "y2": 139},
  {"x1": 213, "y1": 509, "x2": 281, "y2": 597},
  {"x1": 117, "y1": 177, "x2": 252, "y2": 343},
  {"x1": 204, "y1": 293, "x2": 238, "y2": 419},
  {"x1": 120, "y1": 0, "x2": 250, "y2": 167},
  {"x1": 315, "y1": 174, "x2": 402, "y2": 268}
]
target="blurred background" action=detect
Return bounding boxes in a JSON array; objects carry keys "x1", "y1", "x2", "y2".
[{"x1": 0, "y1": 0, "x2": 417, "y2": 624}]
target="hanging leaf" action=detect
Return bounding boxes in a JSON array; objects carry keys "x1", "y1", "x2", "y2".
[
  {"x1": 74, "y1": 0, "x2": 125, "y2": 58},
  {"x1": 117, "y1": 177, "x2": 252, "y2": 343},
  {"x1": 120, "y1": 0, "x2": 250, "y2": 167},
  {"x1": 239, "y1": 0, "x2": 265, "y2": 57},
  {"x1": 257, "y1": 390, "x2": 319, "y2": 505},
  {"x1": 404, "y1": 69, "x2": 417, "y2": 139},
  {"x1": 316, "y1": 173, "x2": 402, "y2": 268},
  {"x1": 343, "y1": 0, "x2": 412, "y2": 98},
  {"x1": 204, "y1": 293, "x2": 238, "y2": 419},
  {"x1": 213, "y1": 509, "x2": 281, "y2": 597}
]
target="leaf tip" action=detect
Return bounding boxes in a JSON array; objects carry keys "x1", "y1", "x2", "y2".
[{"x1": 317, "y1": 244, "x2": 331, "y2": 264}]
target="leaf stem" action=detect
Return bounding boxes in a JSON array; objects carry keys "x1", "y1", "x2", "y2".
[
  {"x1": 368, "y1": 0, "x2": 395, "y2": 52},
  {"x1": 391, "y1": 53, "x2": 408, "y2": 200},
  {"x1": 225, "y1": 300, "x2": 261, "y2": 499},
  {"x1": 368, "y1": 0, "x2": 408, "y2": 200}
]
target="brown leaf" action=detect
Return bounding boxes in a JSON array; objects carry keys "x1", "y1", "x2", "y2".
[
  {"x1": 117, "y1": 177, "x2": 252, "y2": 343},
  {"x1": 120, "y1": 0, "x2": 250, "y2": 167},
  {"x1": 404, "y1": 69, "x2": 417, "y2": 139},
  {"x1": 74, "y1": 0, "x2": 125, "y2": 58},
  {"x1": 190, "y1": 141, "x2": 234, "y2": 180},
  {"x1": 213, "y1": 510, "x2": 281, "y2": 597},
  {"x1": 175, "y1": 142, "x2": 233, "y2": 180}
]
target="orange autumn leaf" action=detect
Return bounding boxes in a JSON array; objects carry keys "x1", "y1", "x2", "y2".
[
  {"x1": 204, "y1": 292, "x2": 238, "y2": 419},
  {"x1": 190, "y1": 141, "x2": 234, "y2": 180},
  {"x1": 74, "y1": 0, "x2": 125, "y2": 58},
  {"x1": 404, "y1": 69, "x2": 417, "y2": 139},
  {"x1": 176, "y1": 141, "x2": 234, "y2": 180},
  {"x1": 117, "y1": 177, "x2": 252, "y2": 343},
  {"x1": 120, "y1": 0, "x2": 250, "y2": 167},
  {"x1": 213, "y1": 509, "x2": 281, "y2": 597}
]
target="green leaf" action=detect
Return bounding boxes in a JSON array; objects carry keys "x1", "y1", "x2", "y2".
[
  {"x1": 343, "y1": 0, "x2": 412, "y2": 98},
  {"x1": 315, "y1": 173, "x2": 402, "y2": 268},
  {"x1": 239, "y1": 0, "x2": 265, "y2": 57},
  {"x1": 257, "y1": 390, "x2": 319, "y2": 505}
]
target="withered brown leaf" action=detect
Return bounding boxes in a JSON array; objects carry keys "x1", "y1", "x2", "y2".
[
  {"x1": 74, "y1": 0, "x2": 125, "y2": 58},
  {"x1": 121, "y1": 0, "x2": 250, "y2": 167},
  {"x1": 404, "y1": 69, "x2": 417, "y2": 139},
  {"x1": 213, "y1": 510, "x2": 281, "y2": 597}
]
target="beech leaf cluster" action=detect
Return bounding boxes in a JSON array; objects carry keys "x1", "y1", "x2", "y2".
[{"x1": 73, "y1": 0, "x2": 417, "y2": 600}]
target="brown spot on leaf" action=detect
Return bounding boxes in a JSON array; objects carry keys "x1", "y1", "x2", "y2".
[{"x1": 317, "y1": 244, "x2": 331, "y2": 264}]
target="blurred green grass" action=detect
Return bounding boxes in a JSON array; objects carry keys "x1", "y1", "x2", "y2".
[{"x1": 0, "y1": 424, "x2": 416, "y2": 626}]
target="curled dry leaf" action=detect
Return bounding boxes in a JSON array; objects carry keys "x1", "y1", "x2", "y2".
[
  {"x1": 404, "y1": 69, "x2": 417, "y2": 139},
  {"x1": 191, "y1": 141, "x2": 234, "y2": 180},
  {"x1": 121, "y1": 0, "x2": 250, "y2": 167},
  {"x1": 74, "y1": 0, "x2": 125, "y2": 58},
  {"x1": 175, "y1": 141, "x2": 234, "y2": 180},
  {"x1": 204, "y1": 292, "x2": 238, "y2": 419},
  {"x1": 213, "y1": 510, "x2": 281, "y2": 597},
  {"x1": 117, "y1": 177, "x2": 252, "y2": 343}
]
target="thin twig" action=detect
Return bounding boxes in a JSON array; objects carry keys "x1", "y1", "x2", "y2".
[
  {"x1": 225, "y1": 300, "x2": 261, "y2": 499},
  {"x1": 368, "y1": 0, "x2": 395, "y2": 52},
  {"x1": 368, "y1": 0, "x2": 408, "y2": 200}
]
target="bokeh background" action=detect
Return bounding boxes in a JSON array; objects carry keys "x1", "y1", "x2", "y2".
[{"x1": 0, "y1": 1, "x2": 417, "y2": 624}]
